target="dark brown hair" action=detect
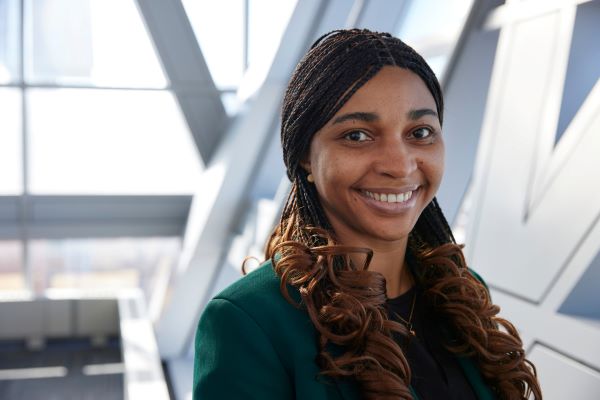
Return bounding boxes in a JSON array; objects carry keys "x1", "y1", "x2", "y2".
[{"x1": 266, "y1": 29, "x2": 541, "y2": 399}]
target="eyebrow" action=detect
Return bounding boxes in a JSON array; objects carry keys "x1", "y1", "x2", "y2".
[
  {"x1": 408, "y1": 108, "x2": 438, "y2": 120},
  {"x1": 331, "y1": 108, "x2": 438, "y2": 125},
  {"x1": 332, "y1": 112, "x2": 378, "y2": 125}
]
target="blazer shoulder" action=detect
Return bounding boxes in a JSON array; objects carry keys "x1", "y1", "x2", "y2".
[
  {"x1": 210, "y1": 260, "x2": 308, "y2": 330},
  {"x1": 214, "y1": 259, "x2": 285, "y2": 305}
]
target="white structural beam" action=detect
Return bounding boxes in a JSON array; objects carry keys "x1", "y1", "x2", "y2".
[
  {"x1": 135, "y1": 0, "x2": 228, "y2": 164},
  {"x1": 460, "y1": 0, "x2": 600, "y2": 395},
  {"x1": 490, "y1": 288, "x2": 600, "y2": 372}
]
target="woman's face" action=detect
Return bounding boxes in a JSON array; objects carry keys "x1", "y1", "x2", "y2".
[{"x1": 302, "y1": 66, "x2": 444, "y2": 247}]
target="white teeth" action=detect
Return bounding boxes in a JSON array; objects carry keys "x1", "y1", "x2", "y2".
[{"x1": 363, "y1": 189, "x2": 415, "y2": 203}]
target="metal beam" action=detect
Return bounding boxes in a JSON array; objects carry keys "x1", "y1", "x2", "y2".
[
  {"x1": 0, "y1": 195, "x2": 191, "y2": 239},
  {"x1": 135, "y1": 0, "x2": 228, "y2": 165}
]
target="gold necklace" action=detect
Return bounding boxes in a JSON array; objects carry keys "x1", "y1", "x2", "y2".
[{"x1": 394, "y1": 289, "x2": 417, "y2": 336}]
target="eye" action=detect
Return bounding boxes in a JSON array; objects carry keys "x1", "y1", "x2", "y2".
[
  {"x1": 410, "y1": 127, "x2": 434, "y2": 140},
  {"x1": 343, "y1": 130, "x2": 371, "y2": 142}
]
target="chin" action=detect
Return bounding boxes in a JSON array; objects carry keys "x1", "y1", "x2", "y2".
[{"x1": 368, "y1": 228, "x2": 412, "y2": 243}]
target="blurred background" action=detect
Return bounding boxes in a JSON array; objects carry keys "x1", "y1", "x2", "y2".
[{"x1": 0, "y1": 0, "x2": 599, "y2": 399}]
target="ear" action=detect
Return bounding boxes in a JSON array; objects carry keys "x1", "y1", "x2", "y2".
[{"x1": 299, "y1": 157, "x2": 311, "y2": 174}]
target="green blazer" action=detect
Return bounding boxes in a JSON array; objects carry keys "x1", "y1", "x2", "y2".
[{"x1": 193, "y1": 261, "x2": 496, "y2": 400}]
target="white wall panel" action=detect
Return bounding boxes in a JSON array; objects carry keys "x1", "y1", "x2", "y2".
[
  {"x1": 529, "y1": 344, "x2": 600, "y2": 399},
  {"x1": 460, "y1": 0, "x2": 600, "y2": 395},
  {"x1": 466, "y1": 3, "x2": 600, "y2": 303}
]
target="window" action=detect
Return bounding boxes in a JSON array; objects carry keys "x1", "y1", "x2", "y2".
[
  {"x1": 27, "y1": 89, "x2": 201, "y2": 194},
  {"x1": 0, "y1": 89, "x2": 22, "y2": 195},
  {"x1": 31, "y1": 237, "x2": 180, "y2": 311},
  {"x1": 24, "y1": 0, "x2": 166, "y2": 87},
  {"x1": 0, "y1": 241, "x2": 24, "y2": 291},
  {"x1": 0, "y1": 0, "x2": 20, "y2": 84},
  {"x1": 182, "y1": 0, "x2": 245, "y2": 90}
]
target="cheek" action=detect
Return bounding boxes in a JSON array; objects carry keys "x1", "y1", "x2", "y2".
[
  {"x1": 419, "y1": 149, "x2": 445, "y2": 188},
  {"x1": 433, "y1": 152, "x2": 445, "y2": 182},
  {"x1": 313, "y1": 152, "x2": 359, "y2": 202},
  {"x1": 315, "y1": 151, "x2": 343, "y2": 181},
  {"x1": 437, "y1": 147, "x2": 445, "y2": 181}
]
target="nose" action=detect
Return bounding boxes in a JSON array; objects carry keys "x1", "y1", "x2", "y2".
[{"x1": 373, "y1": 136, "x2": 417, "y2": 178}]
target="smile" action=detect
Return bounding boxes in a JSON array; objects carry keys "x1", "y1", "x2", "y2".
[{"x1": 362, "y1": 190, "x2": 414, "y2": 203}]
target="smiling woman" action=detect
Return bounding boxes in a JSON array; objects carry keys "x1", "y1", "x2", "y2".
[{"x1": 193, "y1": 29, "x2": 542, "y2": 400}]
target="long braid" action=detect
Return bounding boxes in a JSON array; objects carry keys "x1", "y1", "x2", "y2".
[{"x1": 268, "y1": 29, "x2": 541, "y2": 400}]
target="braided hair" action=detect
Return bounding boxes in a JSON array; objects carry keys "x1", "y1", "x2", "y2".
[{"x1": 266, "y1": 29, "x2": 541, "y2": 400}]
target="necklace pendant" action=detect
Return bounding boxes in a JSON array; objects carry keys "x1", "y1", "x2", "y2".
[{"x1": 409, "y1": 328, "x2": 416, "y2": 336}]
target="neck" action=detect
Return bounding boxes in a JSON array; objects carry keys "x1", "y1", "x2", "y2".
[
  {"x1": 367, "y1": 242, "x2": 414, "y2": 298},
  {"x1": 337, "y1": 233, "x2": 415, "y2": 298}
]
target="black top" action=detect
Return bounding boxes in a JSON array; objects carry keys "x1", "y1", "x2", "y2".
[{"x1": 385, "y1": 286, "x2": 477, "y2": 400}]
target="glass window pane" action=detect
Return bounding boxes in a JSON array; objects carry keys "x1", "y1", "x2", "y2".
[
  {"x1": 28, "y1": 89, "x2": 202, "y2": 194},
  {"x1": 0, "y1": 241, "x2": 25, "y2": 291},
  {"x1": 396, "y1": 0, "x2": 474, "y2": 77},
  {"x1": 24, "y1": 0, "x2": 166, "y2": 88},
  {"x1": 0, "y1": 0, "x2": 20, "y2": 83},
  {"x1": 182, "y1": 0, "x2": 245, "y2": 90},
  {"x1": 248, "y1": 0, "x2": 296, "y2": 71},
  {"x1": 30, "y1": 238, "x2": 180, "y2": 307},
  {"x1": 0, "y1": 88, "x2": 23, "y2": 195}
]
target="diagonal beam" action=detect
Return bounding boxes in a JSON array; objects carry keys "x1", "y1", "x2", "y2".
[{"x1": 135, "y1": 0, "x2": 228, "y2": 164}]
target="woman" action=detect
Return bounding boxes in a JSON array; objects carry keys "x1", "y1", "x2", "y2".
[{"x1": 194, "y1": 29, "x2": 542, "y2": 400}]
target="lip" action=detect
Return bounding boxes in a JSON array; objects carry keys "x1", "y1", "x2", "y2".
[{"x1": 356, "y1": 187, "x2": 420, "y2": 214}]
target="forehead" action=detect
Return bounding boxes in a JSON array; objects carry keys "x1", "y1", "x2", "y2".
[{"x1": 330, "y1": 66, "x2": 436, "y2": 119}]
